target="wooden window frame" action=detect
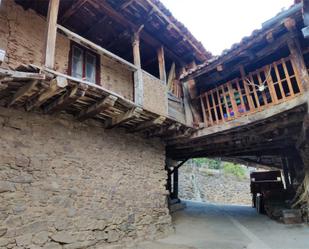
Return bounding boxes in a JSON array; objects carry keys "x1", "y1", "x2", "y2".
[{"x1": 68, "y1": 41, "x2": 101, "y2": 85}]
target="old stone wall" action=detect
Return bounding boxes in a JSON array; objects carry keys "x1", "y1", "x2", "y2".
[
  {"x1": 0, "y1": 0, "x2": 134, "y2": 101},
  {"x1": 0, "y1": 107, "x2": 171, "y2": 248}
]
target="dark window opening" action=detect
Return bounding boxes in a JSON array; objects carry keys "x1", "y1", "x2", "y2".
[
  {"x1": 291, "y1": 77, "x2": 300, "y2": 94},
  {"x1": 70, "y1": 43, "x2": 100, "y2": 84},
  {"x1": 281, "y1": 80, "x2": 291, "y2": 97},
  {"x1": 274, "y1": 83, "x2": 283, "y2": 100}
]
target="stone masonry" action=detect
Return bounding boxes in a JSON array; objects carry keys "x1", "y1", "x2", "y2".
[{"x1": 0, "y1": 107, "x2": 172, "y2": 248}]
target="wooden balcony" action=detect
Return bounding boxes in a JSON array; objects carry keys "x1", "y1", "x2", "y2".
[{"x1": 199, "y1": 56, "x2": 304, "y2": 128}]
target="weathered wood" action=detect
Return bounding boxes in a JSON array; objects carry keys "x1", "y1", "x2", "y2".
[
  {"x1": 78, "y1": 95, "x2": 117, "y2": 121},
  {"x1": 129, "y1": 116, "x2": 166, "y2": 133},
  {"x1": 92, "y1": 0, "x2": 186, "y2": 64},
  {"x1": 0, "y1": 49, "x2": 5, "y2": 65},
  {"x1": 26, "y1": 76, "x2": 68, "y2": 111},
  {"x1": 182, "y1": 81, "x2": 195, "y2": 126},
  {"x1": 157, "y1": 46, "x2": 167, "y2": 83},
  {"x1": 60, "y1": 0, "x2": 87, "y2": 23},
  {"x1": 57, "y1": 25, "x2": 137, "y2": 71},
  {"x1": 193, "y1": 91, "x2": 309, "y2": 138},
  {"x1": 0, "y1": 68, "x2": 45, "y2": 81},
  {"x1": 44, "y1": 0, "x2": 60, "y2": 69},
  {"x1": 105, "y1": 107, "x2": 143, "y2": 128},
  {"x1": 44, "y1": 85, "x2": 87, "y2": 114},
  {"x1": 31, "y1": 64, "x2": 136, "y2": 108},
  {"x1": 8, "y1": 80, "x2": 38, "y2": 107},
  {"x1": 167, "y1": 63, "x2": 176, "y2": 91},
  {"x1": 287, "y1": 37, "x2": 309, "y2": 91},
  {"x1": 132, "y1": 31, "x2": 144, "y2": 106},
  {"x1": 141, "y1": 0, "x2": 206, "y2": 61}
]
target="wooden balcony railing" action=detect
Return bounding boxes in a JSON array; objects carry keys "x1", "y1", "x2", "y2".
[{"x1": 200, "y1": 56, "x2": 304, "y2": 127}]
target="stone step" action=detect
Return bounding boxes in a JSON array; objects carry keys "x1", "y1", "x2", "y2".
[{"x1": 281, "y1": 209, "x2": 302, "y2": 224}]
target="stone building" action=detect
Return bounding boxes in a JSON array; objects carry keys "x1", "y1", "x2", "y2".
[
  {"x1": 1, "y1": 0, "x2": 309, "y2": 248},
  {"x1": 0, "y1": 0, "x2": 211, "y2": 248}
]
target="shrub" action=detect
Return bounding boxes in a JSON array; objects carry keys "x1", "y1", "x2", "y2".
[{"x1": 223, "y1": 162, "x2": 246, "y2": 179}]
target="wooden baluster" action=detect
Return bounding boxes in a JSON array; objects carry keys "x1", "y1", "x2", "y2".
[
  {"x1": 281, "y1": 58, "x2": 295, "y2": 98},
  {"x1": 249, "y1": 73, "x2": 260, "y2": 110},
  {"x1": 265, "y1": 64, "x2": 278, "y2": 104},
  {"x1": 236, "y1": 79, "x2": 245, "y2": 115},
  {"x1": 216, "y1": 87, "x2": 225, "y2": 122},
  {"x1": 273, "y1": 62, "x2": 285, "y2": 101},
  {"x1": 221, "y1": 85, "x2": 230, "y2": 120},
  {"x1": 200, "y1": 95, "x2": 207, "y2": 126},
  {"x1": 227, "y1": 81, "x2": 239, "y2": 117},
  {"x1": 289, "y1": 56, "x2": 304, "y2": 93},
  {"x1": 210, "y1": 90, "x2": 219, "y2": 124},
  {"x1": 205, "y1": 93, "x2": 213, "y2": 126},
  {"x1": 240, "y1": 66, "x2": 254, "y2": 111},
  {"x1": 257, "y1": 70, "x2": 268, "y2": 105}
]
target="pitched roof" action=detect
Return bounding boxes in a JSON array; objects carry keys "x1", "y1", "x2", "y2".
[{"x1": 181, "y1": 2, "x2": 303, "y2": 80}]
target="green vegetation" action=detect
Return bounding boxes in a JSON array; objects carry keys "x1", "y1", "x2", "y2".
[
  {"x1": 193, "y1": 158, "x2": 221, "y2": 169},
  {"x1": 192, "y1": 158, "x2": 246, "y2": 179},
  {"x1": 223, "y1": 162, "x2": 246, "y2": 179}
]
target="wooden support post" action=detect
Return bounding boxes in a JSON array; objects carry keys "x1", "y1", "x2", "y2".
[
  {"x1": 157, "y1": 46, "x2": 167, "y2": 83},
  {"x1": 105, "y1": 107, "x2": 142, "y2": 129},
  {"x1": 282, "y1": 157, "x2": 291, "y2": 190},
  {"x1": 132, "y1": 31, "x2": 143, "y2": 106},
  {"x1": 44, "y1": 0, "x2": 60, "y2": 69},
  {"x1": 172, "y1": 167, "x2": 179, "y2": 200},
  {"x1": 182, "y1": 81, "x2": 194, "y2": 126},
  {"x1": 287, "y1": 37, "x2": 309, "y2": 91},
  {"x1": 78, "y1": 95, "x2": 117, "y2": 121}
]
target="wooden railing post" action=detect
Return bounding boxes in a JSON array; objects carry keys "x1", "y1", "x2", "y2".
[
  {"x1": 287, "y1": 37, "x2": 309, "y2": 91},
  {"x1": 132, "y1": 31, "x2": 144, "y2": 106},
  {"x1": 157, "y1": 45, "x2": 167, "y2": 83},
  {"x1": 44, "y1": 0, "x2": 60, "y2": 69}
]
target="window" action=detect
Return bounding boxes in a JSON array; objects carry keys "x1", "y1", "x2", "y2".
[{"x1": 70, "y1": 44, "x2": 99, "y2": 84}]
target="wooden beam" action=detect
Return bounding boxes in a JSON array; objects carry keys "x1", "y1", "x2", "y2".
[
  {"x1": 132, "y1": 31, "x2": 144, "y2": 106},
  {"x1": 78, "y1": 95, "x2": 117, "y2": 121},
  {"x1": 182, "y1": 82, "x2": 194, "y2": 126},
  {"x1": 8, "y1": 80, "x2": 38, "y2": 107},
  {"x1": 0, "y1": 68, "x2": 45, "y2": 81},
  {"x1": 128, "y1": 116, "x2": 166, "y2": 132},
  {"x1": 44, "y1": 84, "x2": 87, "y2": 114},
  {"x1": 58, "y1": 25, "x2": 137, "y2": 71},
  {"x1": 141, "y1": 0, "x2": 206, "y2": 61},
  {"x1": 26, "y1": 76, "x2": 68, "y2": 111},
  {"x1": 167, "y1": 62, "x2": 176, "y2": 91},
  {"x1": 157, "y1": 46, "x2": 167, "y2": 83},
  {"x1": 148, "y1": 123, "x2": 182, "y2": 137},
  {"x1": 44, "y1": 0, "x2": 60, "y2": 69},
  {"x1": 105, "y1": 107, "x2": 143, "y2": 129},
  {"x1": 287, "y1": 36, "x2": 309, "y2": 91},
  {"x1": 60, "y1": 0, "x2": 87, "y2": 23},
  {"x1": 93, "y1": 0, "x2": 185, "y2": 64}
]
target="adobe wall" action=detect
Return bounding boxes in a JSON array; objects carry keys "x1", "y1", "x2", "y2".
[
  {"x1": 0, "y1": 0, "x2": 134, "y2": 101},
  {"x1": 0, "y1": 107, "x2": 171, "y2": 248},
  {"x1": 143, "y1": 71, "x2": 168, "y2": 116}
]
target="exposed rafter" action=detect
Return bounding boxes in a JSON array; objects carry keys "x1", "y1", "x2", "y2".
[{"x1": 60, "y1": 0, "x2": 88, "y2": 23}]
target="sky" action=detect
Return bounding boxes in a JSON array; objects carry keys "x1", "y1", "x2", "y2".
[{"x1": 160, "y1": 0, "x2": 294, "y2": 55}]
